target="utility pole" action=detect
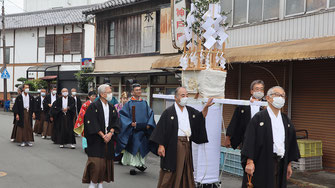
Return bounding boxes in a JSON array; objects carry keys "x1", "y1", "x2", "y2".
[{"x1": 1, "y1": 0, "x2": 7, "y2": 111}]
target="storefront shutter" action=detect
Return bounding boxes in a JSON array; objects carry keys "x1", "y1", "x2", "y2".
[{"x1": 292, "y1": 60, "x2": 335, "y2": 168}]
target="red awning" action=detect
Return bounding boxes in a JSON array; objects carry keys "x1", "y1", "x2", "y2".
[{"x1": 40, "y1": 75, "x2": 57, "y2": 80}]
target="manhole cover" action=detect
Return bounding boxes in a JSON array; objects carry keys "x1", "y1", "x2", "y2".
[{"x1": 0, "y1": 172, "x2": 7, "y2": 177}]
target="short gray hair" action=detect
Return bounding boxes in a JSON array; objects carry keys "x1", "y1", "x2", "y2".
[
  {"x1": 174, "y1": 87, "x2": 185, "y2": 97},
  {"x1": 267, "y1": 86, "x2": 285, "y2": 96},
  {"x1": 98, "y1": 84, "x2": 109, "y2": 96},
  {"x1": 250, "y1": 80, "x2": 265, "y2": 90}
]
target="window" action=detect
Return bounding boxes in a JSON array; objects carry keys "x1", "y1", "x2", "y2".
[
  {"x1": 264, "y1": 0, "x2": 279, "y2": 19},
  {"x1": 103, "y1": 14, "x2": 144, "y2": 56},
  {"x1": 166, "y1": 87, "x2": 177, "y2": 95},
  {"x1": 55, "y1": 35, "x2": 63, "y2": 54},
  {"x1": 331, "y1": 0, "x2": 335, "y2": 7},
  {"x1": 45, "y1": 34, "x2": 82, "y2": 54},
  {"x1": 38, "y1": 37, "x2": 45, "y2": 47},
  {"x1": 233, "y1": 0, "x2": 248, "y2": 25},
  {"x1": 70, "y1": 33, "x2": 82, "y2": 53},
  {"x1": 151, "y1": 98, "x2": 165, "y2": 115},
  {"x1": 109, "y1": 22, "x2": 115, "y2": 55},
  {"x1": 220, "y1": 0, "x2": 233, "y2": 26},
  {"x1": 306, "y1": 0, "x2": 327, "y2": 12},
  {"x1": 249, "y1": 0, "x2": 263, "y2": 23},
  {"x1": 152, "y1": 76, "x2": 166, "y2": 85},
  {"x1": 286, "y1": 0, "x2": 329, "y2": 16},
  {"x1": 166, "y1": 75, "x2": 180, "y2": 84},
  {"x1": 45, "y1": 35, "x2": 55, "y2": 54},
  {"x1": 286, "y1": 0, "x2": 305, "y2": 15},
  {"x1": 63, "y1": 34, "x2": 71, "y2": 54}
]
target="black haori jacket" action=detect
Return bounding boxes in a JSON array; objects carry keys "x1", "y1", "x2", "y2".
[
  {"x1": 51, "y1": 96, "x2": 76, "y2": 120},
  {"x1": 150, "y1": 104, "x2": 208, "y2": 172},
  {"x1": 241, "y1": 110, "x2": 300, "y2": 188},
  {"x1": 13, "y1": 94, "x2": 35, "y2": 127},
  {"x1": 43, "y1": 94, "x2": 59, "y2": 121},
  {"x1": 226, "y1": 105, "x2": 264, "y2": 149},
  {"x1": 84, "y1": 100, "x2": 121, "y2": 160},
  {"x1": 34, "y1": 96, "x2": 46, "y2": 120}
]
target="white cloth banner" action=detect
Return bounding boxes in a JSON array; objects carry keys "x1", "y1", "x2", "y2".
[{"x1": 189, "y1": 101, "x2": 222, "y2": 184}]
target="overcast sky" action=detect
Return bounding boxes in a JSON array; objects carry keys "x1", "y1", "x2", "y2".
[{"x1": 4, "y1": 0, "x2": 24, "y2": 14}]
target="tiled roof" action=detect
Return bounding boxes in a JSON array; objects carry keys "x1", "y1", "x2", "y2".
[
  {"x1": 1, "y1": 5, "x2": 95, "y2": 30},
  {"x1": 83, "y1": 0, "x2": 146, "y2": 14}
]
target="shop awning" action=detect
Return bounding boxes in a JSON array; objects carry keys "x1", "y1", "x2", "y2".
[
  {"x1": 86, "y1": 55, "x2": 178, "y2": 77},
  {"x1": 26, "y1": 64, "x2": 61, "y2": 79},
  {"x1": 95, "y1": 55, "x2": 163, "y2": 72},
  {"x1": 151, "y1": 36, "x2": 335, "y2": 69},
  {"x1": 151, "y1": 54, "x2": 181, "y2": 69},
  {"x1": 82, "y1": 70, "x2": 167, "y2": 77},
  {"x1": 26, "y1": 64, "x2": 61, "y2": 72}
]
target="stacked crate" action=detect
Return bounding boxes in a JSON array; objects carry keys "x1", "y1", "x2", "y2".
[
  {"x1": 220, "y1": 147, "x2": 243, "y2": 176},
  {"x1": 292, "y1": 139, "x2": 323, "y2": 171}
]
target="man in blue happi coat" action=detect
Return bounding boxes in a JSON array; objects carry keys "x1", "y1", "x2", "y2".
[{"x1": 117, "y1": 83, "x2": 156, "y2": 175}]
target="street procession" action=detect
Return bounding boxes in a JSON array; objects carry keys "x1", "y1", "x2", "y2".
[{"x1": 1, "y1": 0, "x2": 335, "y2": 188}]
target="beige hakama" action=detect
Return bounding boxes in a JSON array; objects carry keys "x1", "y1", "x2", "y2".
[
  {"x1": 15, "y1": 109, "x2": 34, "y2": 143},
  {"x1": 33, "y1": 111, "x2": 45, "y2": 134},
  {"x1": 82, "y1": 146, "x2": 114, "y2": 184},
  {"x1": 157, "y1": 136, "x2": 195, "y2": 188}
]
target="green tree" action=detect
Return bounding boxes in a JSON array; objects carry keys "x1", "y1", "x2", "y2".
[
  {"x1": 24, "y1": 79, "x2": 48, "y2": 91},
  {"x1": 75, "y1": 69, "x2": 94, "y2": 93},
  {"x1": 15, "y1": 77, "x2": 28, "y2": 88}
]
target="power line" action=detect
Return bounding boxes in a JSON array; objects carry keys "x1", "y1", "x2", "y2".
[{"x1": 6, "y1": 0, "x2": 25, "y2": 12}]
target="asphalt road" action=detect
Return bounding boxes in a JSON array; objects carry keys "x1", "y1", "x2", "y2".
[{"x1": 0, "y1": 111, "x2": 264, "y2": 188}]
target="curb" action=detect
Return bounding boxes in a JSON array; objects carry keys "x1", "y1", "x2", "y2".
[{"x1": 289, "y1": 178, "x2": 329, "y2": 188}]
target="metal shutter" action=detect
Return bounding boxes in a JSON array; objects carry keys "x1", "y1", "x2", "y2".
[{"x1": 292, "y1": 60, "x2": 335, "y2": 168}]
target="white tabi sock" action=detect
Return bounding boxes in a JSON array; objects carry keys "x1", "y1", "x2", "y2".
[
  {"x1": 89, "y1": 181, "x2": 96, "y2": 188},
  {"x1": 98, "y1": 183, "x2": 103, "y2": 188}
]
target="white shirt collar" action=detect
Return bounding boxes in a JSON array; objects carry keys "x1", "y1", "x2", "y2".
[
  {"x1": 62, "y1": 97, "x2": 68, "y2": 110},
  {"x1": 267, "y1": 107, "x2": 285, "y2": 158},
  {"x1": 267, "y1": 106, "x2": 281, "y2": 119},
  {"x1": 41, "y1": 96, "x2": 45, "y2": 110},
  {"x1": 174, "y1": 102, "x2": 191, "y2": 137},
  {"x1": 22, "y1": 93, "x2": 30, "y2": 109},
  {"x1": 100, "y1": 99, "x2": 110, "y2": 133},
  {"x1": 51, "y1": 94, "x2": 56, "y2": 104},
  {"x1": 250, "y1": 97, "x2": 261, "y2": 118}
]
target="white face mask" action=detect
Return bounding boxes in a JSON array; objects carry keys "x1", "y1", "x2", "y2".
[
  {"x1": 52, "y1": 90, "x2": 57, "y2": 95},
  {"x1": 41, "y1": 92, "x2": 46, "y2": 97},
  {"x1": 24, "y1": 88, "x2": 30, "y2": 93},
  {"x1": 72, "y1": 92, "x2": 77, "y2": 96},
  {"x1": 62, "y1": 92, "x2": 68, "y2": 97},
  {"x1": 179, "y1": 97, "x2": 188, "y2": 106},
  {"x1": 271, "y1": 97, "x2": 285, "y2": 109},
  {"x1": 253, "y1": 91, "x2": 264, "y2": 100},
  {"x1": 106, "y1": 93, "x2": 113, "y2": 101}
]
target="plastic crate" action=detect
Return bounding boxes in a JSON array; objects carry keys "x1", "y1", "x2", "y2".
[
  {"x1": 292, "y1": 156, "x2": 323, "y2": 171},
  {"x1": 220, "y1": 147, "x2": 243, "y2": 176},
  {"x1": 297, "y1": 139, "x2": 322, "y2": 157}
]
